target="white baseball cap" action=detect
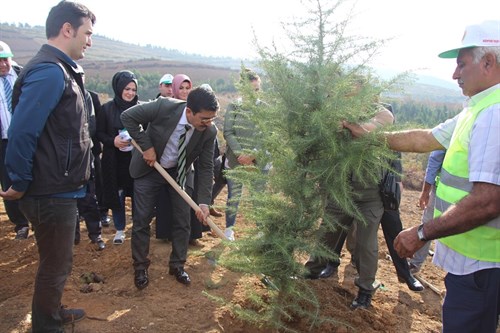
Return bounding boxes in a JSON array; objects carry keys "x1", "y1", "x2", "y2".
[
  {"x1": 439, "y1": 20, "x2": 500, "y2": 58},
  {"x1": 159, "y1": 73, "x2": 173, "y2": 85},
  {"x1": 199, "y1": 83, "x2": 213, "y2": 91},
  {"x1": 0, "y1": 41, "x2": 14, "y2": 58}
]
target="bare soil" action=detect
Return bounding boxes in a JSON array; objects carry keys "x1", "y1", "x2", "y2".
[{"x1": 0, "y1": 188, "x2": 450, "y2": 333}]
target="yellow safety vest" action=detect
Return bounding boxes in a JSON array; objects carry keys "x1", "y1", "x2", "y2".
[{"x1": 435, "y1": 89, "x2": 500, "y2": 262}]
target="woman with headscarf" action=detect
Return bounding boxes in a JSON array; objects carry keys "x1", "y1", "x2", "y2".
[
  {"x1": 96, "y1": 70, "x2": 140, "y2": 245},
  {"x1": 172, "y1": 74, "x2": 192, "y2": 101}
]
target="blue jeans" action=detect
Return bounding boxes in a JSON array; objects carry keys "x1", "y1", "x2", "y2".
[
  {"x1": 112, "y1": 189, "x2": 130, "y2": 231},
  {"x1": 443, "y1": 268, "x2": 500, "y2": 333},
  {"x1": 20, "y1": 197, "x2": 77, "y2": 333},
  {"x1": 225, "y1": 177, "x2": 242, "y2": 228}
]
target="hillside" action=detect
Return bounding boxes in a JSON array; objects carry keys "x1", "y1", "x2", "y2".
[
  {"x1": 0, "y1": 23, "x2": 244, "y2": 68},
  {"x1": 1, "y1": 23, "x2": 463, "y2": 103},
  {"x1": 0, "y1": 23, "x2": 241, "y2": 99}
]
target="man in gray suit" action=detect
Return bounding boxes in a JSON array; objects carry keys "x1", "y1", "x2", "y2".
[{"x1": 121, "y1": 87, "x2": 219, "y2": 289}]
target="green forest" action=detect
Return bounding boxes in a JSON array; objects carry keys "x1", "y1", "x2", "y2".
[{"x1": 388, "y1": 99, "x2": 462, "y2": 128}]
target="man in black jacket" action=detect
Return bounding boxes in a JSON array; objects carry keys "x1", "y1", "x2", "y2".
[{"x1": 0, "y1": 2, "x2": 96, "y2": 331}]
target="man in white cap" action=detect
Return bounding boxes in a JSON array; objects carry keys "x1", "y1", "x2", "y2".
[
  {"x1": 344, "y1": 20, "x2": 499, "y2": 332},
  {"x1": 158, "y1": 73, "x2": 174, "y2": 98},
  {"x1": 0, "y1": 40, "x2": 30, "y2": 240}
]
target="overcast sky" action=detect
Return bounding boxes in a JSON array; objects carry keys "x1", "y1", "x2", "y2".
[{"x1": 1, "y1": 0, "x2": 498, "y2": 83}]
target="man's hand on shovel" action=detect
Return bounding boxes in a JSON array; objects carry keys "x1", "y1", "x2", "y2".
[{"x1": 196, "y1": 204, "x2": 210, "y2": 225}]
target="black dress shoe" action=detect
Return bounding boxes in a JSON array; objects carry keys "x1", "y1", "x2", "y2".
[
  {"x1": 91, "y1": 238, "x2": 106, "y2": 251},
  {"x1": 209, "y1": 207, "x2": 223, "y2": 217},
  {"x1": 398, "y1": 274, "x2": 424, "y2": 292},
  {"x1": 318, "y1": 263, "x2": 337, "y2": 279},
  {"x1": 100, "y1": 216, "x2": 111, "y2": 227},
  {"x1": 304, "y1": 263, "x2": 338, "y2": 280},
  {"x1": 96, "y1": 239, "x2": 106, "y2": 251},
  {"x1": 169, "y1": 267, "x2": 191, "y2": 285},
  {"x1": 134, "y1": 269, "x2": 149, "y2": 290}
]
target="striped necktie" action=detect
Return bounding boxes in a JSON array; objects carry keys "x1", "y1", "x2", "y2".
[
  {"x1": 176, "y1": 125, "x2": 190, "y2": 189},
  {"x1": 2, "y1": 77, "x2": 13, "y2": 114}
]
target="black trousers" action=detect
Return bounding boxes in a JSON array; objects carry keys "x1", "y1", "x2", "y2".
[
  {"x1": 189, "y1": 162, "x2": 210, "y2": 240},
  {"x1": 133, "y1": 170, "x2": 191, "y2": 270},
  {"x1": 154, "y1": 171, "x2": 200, "y2": 240},
  {"x1": 154, "y1": 186, "x2": 174, "y2": 240},
  {"x1": 92, "y1": 151, "x2": 108, "y2": 217},
  {"x1": 75, "y1": 177, "x2": 102, "y2": 242},
  {"x1": 0, "y1": 139, "x2": 29, "y2": 231},
  {"x1": 380, "y1": 209, "x2": 413, "y2": 280}
]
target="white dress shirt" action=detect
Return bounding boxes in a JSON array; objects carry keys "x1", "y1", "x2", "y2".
[{"x1": 159, "y1": 107, "x2": 194, "y2": 168}]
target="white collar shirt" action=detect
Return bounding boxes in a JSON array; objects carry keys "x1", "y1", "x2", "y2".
[
  {"x1": 0, "y1": 67, "x2": 17, "y2": 139},
  {"x1": 160, "y1": 107, "x2": 194, "y2": 168}
]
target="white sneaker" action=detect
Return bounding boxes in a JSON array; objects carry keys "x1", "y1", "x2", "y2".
[
  {"x1": 224, "y1": 227, "x2": 235, "y2": 241},
  {"x1": 113, "y1": 230, "x2": 125, "y2": 245}
]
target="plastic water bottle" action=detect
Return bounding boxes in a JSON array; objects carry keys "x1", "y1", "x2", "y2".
[{"x1": 118, "y1": 129, "x2": 133, "y2": 152}]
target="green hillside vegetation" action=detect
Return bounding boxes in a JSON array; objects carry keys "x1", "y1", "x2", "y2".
[{"x1": 389, "y1": 98, "x2": 461, "y2": 127}]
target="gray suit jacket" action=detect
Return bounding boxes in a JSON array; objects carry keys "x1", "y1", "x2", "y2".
[
  {"x1": 223, "y1": 100, "x2": 258, "y2": 169},
  {"x1": 120, "y1": 97, "x2": 217, "y2": 204}
]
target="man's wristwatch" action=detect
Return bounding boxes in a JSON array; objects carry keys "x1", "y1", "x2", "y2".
[{"x1": 417, "y1": 224, "x2": 428, "y2": 241}]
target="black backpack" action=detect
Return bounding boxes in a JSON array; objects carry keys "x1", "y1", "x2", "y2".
[
  {"x1": 13, "y1": 64, "x2": 22, "y2": 76},
  {"x1": 379, "y1": 163, "x2": 401, "y2": 210}
]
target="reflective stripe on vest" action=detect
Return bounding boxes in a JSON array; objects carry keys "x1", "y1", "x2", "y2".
[{"x1": 435, "y1": 89, "x2": 500, "y2": 262}]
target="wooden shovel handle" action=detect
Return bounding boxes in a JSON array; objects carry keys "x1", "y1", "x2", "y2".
[{"x1": 130, "y1": 139, "x2": 228, "y2": 240}]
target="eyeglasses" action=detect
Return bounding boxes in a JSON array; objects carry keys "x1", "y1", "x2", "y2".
[{"x1": 200, "y1": 116, "x2": 216, "y2": 124}]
